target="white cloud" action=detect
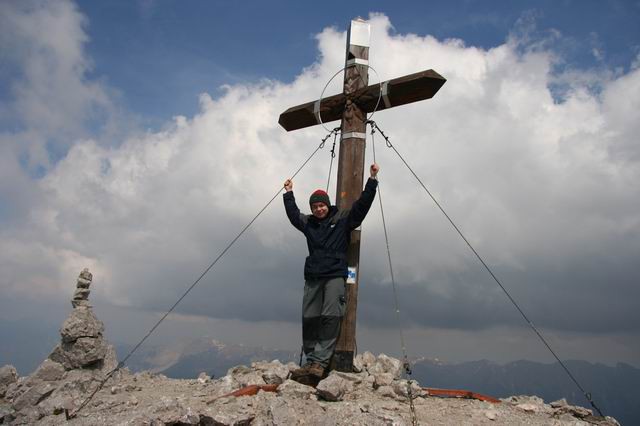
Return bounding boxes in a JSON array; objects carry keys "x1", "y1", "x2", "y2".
[
  {"x1": 1, "y1": 9, "x2": 639, "y2": 364},
  {"x1": 0, "y1": 0, "x2": 114, "y2": 170}
]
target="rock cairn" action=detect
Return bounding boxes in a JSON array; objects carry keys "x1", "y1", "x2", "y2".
[
  {"x1": 1, "y1": 269, "x2": 118, "y2": 424},
  {"x1": 49, "y1": 268, "x2": 115, "y2": 372},
  {"x1": 71, "y1": 268, "x2": 92, "y2": 308}
]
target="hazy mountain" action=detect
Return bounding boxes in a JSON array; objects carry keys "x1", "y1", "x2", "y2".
[{"x1": 116, "y1": 338, "x2": 299, "y2": 379}]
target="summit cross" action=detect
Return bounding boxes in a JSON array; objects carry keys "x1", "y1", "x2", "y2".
[{"x1": 278, "y1": 18, "x2": 446, "y2": 372}]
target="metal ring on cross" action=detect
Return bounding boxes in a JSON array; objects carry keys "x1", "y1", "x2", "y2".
[{"x1": 317, "y1": 64, "x2": 383, "y2": 133}]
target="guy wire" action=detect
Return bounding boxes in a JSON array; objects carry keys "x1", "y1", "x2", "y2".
[
  {"x1": 67, "y1": 128, "x2": 340, "y2": 419},
  {"x1": 366, "y1": 120, "x2": 605, "y2": 418}
]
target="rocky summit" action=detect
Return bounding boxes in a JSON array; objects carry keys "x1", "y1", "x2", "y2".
[{"x1": 0, "y1": 271, "x2": 621, "y2": 425}]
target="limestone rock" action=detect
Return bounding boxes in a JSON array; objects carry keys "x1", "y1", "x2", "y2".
[
  {"x1": 485, "y1": 409, "x2": 498, "y2": 420},
  {"x1": 504, "y1": 395, "x2": 554, "y2": 417},
  {"x1": 368, "y1": 353, "x2": 403, "y2": 379},
  {"x1": 197, "y1": 372, "x2": 211, "y2": 384},
  {"x1": 376, "y1": 385, "x2": 396, "y2": 398},
  {"x1": 3, "y1": 386, "x2": 17, "y2": 404},
  {"x1": 50, "y1": 336, "x2": 109, "y2": 369},
  {"x1": 0, "y1": 402, "x2": 15, "y2": 424},
  {"x1": 356, "y1": 351, "x2": 376, "y2": 370},
  {"x1": 353, "y1": 353, "x2": 364, "y2": 372},
  {"x1": 391, "y1": 379, "x2": 422, "y2": 398},
  {"x1": 516, "y1": 402, "x2": 539, "y2": 413},
  {"x1": 373, "y1": 371, "x2": 394, "y2": 387},
  {"x1": 72, "y1": 287, "x2": 90, "y2": 301},
  {"x1": 316, "y1": 372, "x2": 354, "y2": 401},
  {"x1": 266, "y1": 398, "x2": 299, "y2": 425},
  {"x1": 102, "y1": 343, "x2": 119, "y2": 372},
  {"x1": 332, "y1": 370, "x2": 364, "y2": 384},
  {"x1": 205, "y1": 395, "x2": 257, "y2": 425},
  {"x1": 60, "y1": 306, "x2": 104, "y2": 343},
  {"x1": 277, "y1": 379, "x2": 316, "y2": 400},
  {"x1": 553, "y1": 402, "x2": 593, "y2": 419},
  {"x1": 211, "y1": 373, "x2": 239, "y2": 396},
  {"x1": 505, "y1": 395, "x2": 545, "y2": 405},
  {"x1": 551, "y1": 397, "x2": 569, "y2": 408},
  {"x1": 71, "y1": 268, "x2": 93, "y2": 308},
  {"x1": 36, "y1": 393, "x2": 74, "y2": 415},
  {"x1": 0, "y1": 365, "x2": 18, "y2": 397},
  {"x1": 11, "y1": 382, "x2": 56, "y2": 412},
  {"x1": 76, "y1": 268, "x2": 92, "y2": 288},
  {"x1": 262, "y1": 371, "x2": 284, "y2": 385},
  {"x1": 252, "y1": 360, "x2": 291, "y2": 385},
  {"x1": 362, "y1": 373, "x2": 376, "y2": 389},
  {"x1": 265, "y1": 397, "x2": 325, "y2": 425},
  {"x1": 8, "y1": 406, "x2": 45, "y2": 425},
  {"x1": 227, "y1": 364, "x2": 266, "y2": 387},
  {"x1": 32, "y1": 359, "x2": 65, "y2": 382}
]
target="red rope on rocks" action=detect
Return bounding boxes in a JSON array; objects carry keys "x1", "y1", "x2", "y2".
[
  {"x1": 207, "y1": 384, "x2": 280, "y2": 404},
  {"x1": 424, "y1": 387, "x2": 501, "y2": 404}
]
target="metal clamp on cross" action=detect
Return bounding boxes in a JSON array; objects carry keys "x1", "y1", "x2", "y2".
[{"x1": 278, "y1": 18, "x2": 446, "y2": 373}]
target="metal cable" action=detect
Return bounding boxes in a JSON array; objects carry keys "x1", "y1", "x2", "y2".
[
  {"x1": 66, "y1": 128, "x2": 339, "y2": 420},
  {"x1": 370, "y1": 124, "x2": 418, "y2": 426},
  {"x1": 367, "y1": 120, "x2": 605, "y2": 419},
  {"x1": 325, "y1": 131, "x2": 338, "y2": 192},
  {"x1": 370, "y1": 126, "x2": 410, "y2": 365}
]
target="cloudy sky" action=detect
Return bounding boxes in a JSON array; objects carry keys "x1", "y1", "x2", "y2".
[{"x1": 1, "y1": 0, "x2": 639, "y2": 374}]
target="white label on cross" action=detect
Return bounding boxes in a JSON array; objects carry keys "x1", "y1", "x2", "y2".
[
  {"x1": 347, "y1": 266, "x2": 357, "y2": 284},
  {"x1": 348, "y1": 20, "x2": 370, "y2": 48}
]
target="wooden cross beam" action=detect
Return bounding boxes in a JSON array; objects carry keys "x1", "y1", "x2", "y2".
[
  {"x1": 278, "y1": 69, "x2": 445, "y2": 132},
  {"x1": 279, "y1": 18, "x2": 445, "y2": 372}
]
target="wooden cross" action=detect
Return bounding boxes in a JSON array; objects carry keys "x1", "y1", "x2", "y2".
[{"x1": 279, "y1": 18, "x2": 446, "y2": 372}]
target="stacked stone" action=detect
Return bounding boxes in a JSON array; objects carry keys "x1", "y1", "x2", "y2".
[
  {"x1": 71, "y1": 267, "x2": 92, "y2": 308},
  {"x1": 49, "y1": 268, "x2": 116, "y2": 371},
  {"x1": 2, "y1": 269, "x2": 118, "y2": 424}
]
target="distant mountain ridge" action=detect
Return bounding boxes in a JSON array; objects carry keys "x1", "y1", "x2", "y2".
[
  {"x1": 412, "y1": 358, "x2": 639, "y2": 425},
  {"x1": 116, "y1": 338, "x2": 639, "y2": 425},
  {"x1": 116, "y1": 338, "x2": 299, "y2": 379}
]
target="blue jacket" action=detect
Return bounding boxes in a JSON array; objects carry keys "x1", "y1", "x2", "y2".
[{"x1": 284, "y1": 178, "x2": 378, "y2": 279}]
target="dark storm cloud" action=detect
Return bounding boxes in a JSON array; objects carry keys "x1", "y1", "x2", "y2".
[{"x1": 358, "y1": 255, "x2": 640, "y2": 333}]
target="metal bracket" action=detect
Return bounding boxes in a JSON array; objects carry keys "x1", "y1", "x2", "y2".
[
  {"x1": 341, "y1": 131, "x2": 366, "y2": 140},
  {"x1": 313, "y1": 100, "x2": 321, "y2": 124},
  {"x1": 381, "y1": 81, "x2": 391, "y2": 108},
  {"x1": 346, "y1": 58, "x2": 369, "y2": 67}
]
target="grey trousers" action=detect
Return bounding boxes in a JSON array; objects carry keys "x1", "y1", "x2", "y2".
[{"x1": 302, "y1": 277, "x2": 346, "y2": 368}]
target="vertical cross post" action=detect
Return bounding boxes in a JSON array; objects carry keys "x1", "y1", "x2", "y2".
[
  {"x1": 332, "y1": 18, "x2": 370, "y2": 372},
  {"x1": 278, "y1": 17, "x2": 445, "y2": 373}
]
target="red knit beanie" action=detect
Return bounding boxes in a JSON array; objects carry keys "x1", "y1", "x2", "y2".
[{"x1": 309, "y1": 189, "x2": 330, "y2": 208}]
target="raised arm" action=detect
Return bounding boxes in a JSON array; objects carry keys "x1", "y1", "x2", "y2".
[
  {"x1": 347, "y1": 164, "x2": 379, "y2": 230},
  {"x1": 283, "y1": 179, "x2": 308, "y2": 232}
]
